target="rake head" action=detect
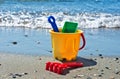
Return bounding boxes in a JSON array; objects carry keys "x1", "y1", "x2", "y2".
[{"x1": 46, "y1": 61, "x2": 83, "y2": 75}]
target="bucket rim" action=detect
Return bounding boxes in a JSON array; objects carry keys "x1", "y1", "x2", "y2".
[{"x1": 49, "y1": 29, "x2": 83, "y2": 34}]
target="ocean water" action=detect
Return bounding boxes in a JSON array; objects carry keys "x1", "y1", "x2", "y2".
[
  {"x1": 0, "y1": 0, "x2": 120, "y2": 28},
  {"x1": 0, "y1": 0, "x2": 120, "y2": 56}
]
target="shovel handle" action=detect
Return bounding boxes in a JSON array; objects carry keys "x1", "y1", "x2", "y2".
[
  {"x1": 48, "y1": 16, "x2": 59, "y2": 32},
  {"x1": 79, "y1": 33, "x2": 86, "y2": 50}
]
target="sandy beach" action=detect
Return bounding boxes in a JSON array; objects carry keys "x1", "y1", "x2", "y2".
[
  {"x1": 0, "y1": 0, "x2": 120, "y2": 79},
  {"x1": 0, "y1": 53, "x2": 120, "y2": 79},
  {"x1": 0, "y1": 28, "x2": 120, "y2": 79}
]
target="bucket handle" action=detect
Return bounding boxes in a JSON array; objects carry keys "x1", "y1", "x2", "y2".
[{"x1": 79, "y1": 33, "x2": 86, "y2": 50}]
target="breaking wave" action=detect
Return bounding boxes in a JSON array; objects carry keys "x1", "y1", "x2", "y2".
[{"x1": 0, "y1": 11, "x2": 120, "y2": 29}]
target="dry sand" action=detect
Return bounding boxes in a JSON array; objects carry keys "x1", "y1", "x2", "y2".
[{"x1": 0, "y1": 53, "x2": 120, "y2": 79}]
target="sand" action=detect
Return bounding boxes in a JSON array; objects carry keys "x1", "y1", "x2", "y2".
[{"x1": 0, "y1": 53, "x2": 120, "y2": 79}]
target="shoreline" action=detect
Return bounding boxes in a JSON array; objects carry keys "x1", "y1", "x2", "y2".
[
  {"x1": 0, "y1": 27, "x2": 120, "y2": 57},
  {"x1": 0, "y1": 53, "x2": 120, "y2": 79}
]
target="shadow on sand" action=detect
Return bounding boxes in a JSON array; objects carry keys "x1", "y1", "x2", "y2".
[
  {"x1": 62, "y1": 56, "x2": 97, "y2": 75},
  {"x1": 76, "y1": 56, "x2": 97, "y2": 67}
]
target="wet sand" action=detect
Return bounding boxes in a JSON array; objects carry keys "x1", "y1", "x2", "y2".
[
  {"x1": 0, "y1": 53, "x2": 120, "y2": 79},
  {"x1": 0, "y1": 27, "x2": 120, "y2": 57}
]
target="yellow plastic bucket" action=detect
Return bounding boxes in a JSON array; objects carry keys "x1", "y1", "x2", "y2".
[{"x1": 49, "y1": 29, "x2": 86, "y2": 61}]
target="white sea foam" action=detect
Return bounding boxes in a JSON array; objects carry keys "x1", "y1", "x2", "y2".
[{"x1": 0, "y1": 11, "x2": 120, "y2": 29}]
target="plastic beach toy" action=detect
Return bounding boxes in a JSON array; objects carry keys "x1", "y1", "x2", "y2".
[
  {"x1": 48, "y1": 16, "x2": 59, "y2": 32},
  {"x1": 46, "y1": 61, "x2": 83, "y2": 74},
  {"x1": 49, "y1": 29, "x2": 86, "y2": 61},
  {"x1": 48, "y1": 16, "x2": 86, "y2": 61},
  {"x1": 62, "y1": 21, "x2": 78, "y2": 33}
]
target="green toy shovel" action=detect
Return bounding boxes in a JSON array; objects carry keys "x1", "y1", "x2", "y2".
[{"x1": 62, "y1": 21, "x2": 78, "y2": 33}]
